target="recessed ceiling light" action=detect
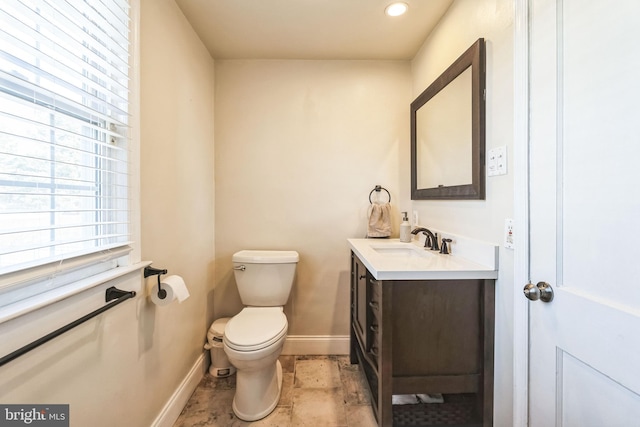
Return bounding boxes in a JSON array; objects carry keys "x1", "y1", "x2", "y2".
[{"x1": 385, "y1": 2, "x2": 408, "y2": 17}]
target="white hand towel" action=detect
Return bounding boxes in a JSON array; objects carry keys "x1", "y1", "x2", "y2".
[
  {"x1": 392, "y1": 394, "x2": 420, "y2": 405},
  {"x1": 417, "y1": 393, "x2": 444, "y2": 404},
  {"x1": 367, "y1": 202, "x2": 392, "y2": 238}
]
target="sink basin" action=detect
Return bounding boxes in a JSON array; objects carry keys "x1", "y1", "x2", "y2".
[
  {"x1": 348, "y1": 238, "x2": 499, "y2": 280},
  {"x1": 370, "y1": 244, "x2": 431, "y2": 258}
]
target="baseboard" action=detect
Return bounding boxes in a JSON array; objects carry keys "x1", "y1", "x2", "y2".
[
  {"x1": 281, "y1": 335, "x2": 350, "y2": 355},
  {"x1": 151, "y1": 352, "x2": 207, "y2": 427}
]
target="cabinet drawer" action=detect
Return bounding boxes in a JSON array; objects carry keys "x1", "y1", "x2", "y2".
[
  {"x1": 368, "y1": 279, "x2": 382, "y2": 324},
  {"x1": 367, "y1": 278, "x2": 381, "y2": 367},
  {"x1": 370, "y1": 278, "x2": 381, "y2": 299},
  {"x1": 368, "y1": 323, "x2": 380, "y2": 367}
]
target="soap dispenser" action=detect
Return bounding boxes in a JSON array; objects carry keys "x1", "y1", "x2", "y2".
[{"x1": 399, "y1": 211, "x2": 411, "y2": 243}]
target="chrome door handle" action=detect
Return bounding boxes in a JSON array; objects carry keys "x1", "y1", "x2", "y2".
[
  {"x1": 523, "y1": 282, "x2": 539, "y2": 301},
  {"x1": 523, "y1": 281, "x2": 554, "y2": 303},
  {"x1": 536, "y1": 282, "x2": 554, "y2": 302}
]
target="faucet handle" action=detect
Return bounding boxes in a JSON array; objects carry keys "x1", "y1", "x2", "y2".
[
  {"x1": 421, "y1": 231, "x2": 432, "y2": 248},
  {"x1": 431, "y1": 233, "x2": 440, "y2": 251},
  {"x1": 440, "y1": 238, "x2": 452, "y2": 254}
]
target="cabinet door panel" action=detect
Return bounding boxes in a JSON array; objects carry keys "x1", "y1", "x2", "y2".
[
  {"x1": 353, "y1": 256, "x2": 369, "y2": 349},
  {"x1": 391, "y1": 280, "x2": 481, "y2": 376}
]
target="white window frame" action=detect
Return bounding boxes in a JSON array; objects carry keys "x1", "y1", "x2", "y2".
[{"x1": 0, "y1": 0, "x2": 142, "y2": 324}]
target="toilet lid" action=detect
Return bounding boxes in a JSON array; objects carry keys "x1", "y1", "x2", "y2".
[{"x1": 224, "y1": 307, "x2": 287, "y2": 351}]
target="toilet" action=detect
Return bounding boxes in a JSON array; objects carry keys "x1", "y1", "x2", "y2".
[{"x1": 223, "y1": 250, "x2": 299, "y2": 421}]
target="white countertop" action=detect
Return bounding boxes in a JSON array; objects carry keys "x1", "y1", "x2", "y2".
[{"x1": 348, "y1": 237, "x2": 498, "y2": 280}]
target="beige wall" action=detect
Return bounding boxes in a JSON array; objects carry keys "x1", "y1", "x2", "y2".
[
  {"x1": 213, "y1": 60, "x2": 410, "y2": 339},
  {"x1": 0, "y1": 1, "x2": 216, "y2": 426},
  {"x1": 409, "y1": 0, "x2": 515, "y2": 425},
  {"x1": 139, "y1": 0, "x2": 215, "y2": 420}
]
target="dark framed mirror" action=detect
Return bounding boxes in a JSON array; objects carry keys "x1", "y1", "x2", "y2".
[{"x1": 411, "y1": 38, "x2": 486, "y2": 200}]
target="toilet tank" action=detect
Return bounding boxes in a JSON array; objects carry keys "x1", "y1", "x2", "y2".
[{"x1": 232, "y1": 250, "x2": 299, "y2": 306}]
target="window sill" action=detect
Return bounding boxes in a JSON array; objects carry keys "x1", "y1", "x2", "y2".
[{"x1": 0, "y1": 261, "x2": 151, "y2": 325}]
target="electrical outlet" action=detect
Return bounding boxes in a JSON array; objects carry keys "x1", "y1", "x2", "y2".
[
  {"x1": 504, "y1": 218, "x2": 514, "y2": 249},
  {"x1": 412, "y1": 210, "x2": 419, "y2": 226}
]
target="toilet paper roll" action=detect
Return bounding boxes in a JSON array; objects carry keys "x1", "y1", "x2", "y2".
[{"x1": 150, "y1": 275, "x2": 190, "y2": 306}]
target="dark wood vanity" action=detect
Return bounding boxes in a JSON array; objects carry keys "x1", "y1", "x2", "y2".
[{"x1": 350, "y1": 251, "x2": 495, "y2": 427}]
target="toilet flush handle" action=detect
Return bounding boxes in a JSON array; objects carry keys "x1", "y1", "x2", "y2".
[{"x1": 233, "y1": 265, "x2": 246, "y2": 271}]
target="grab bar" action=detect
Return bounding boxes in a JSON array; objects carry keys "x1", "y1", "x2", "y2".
[{"x1": 0, "y1": 286, "x2": 136, "y2": 367}]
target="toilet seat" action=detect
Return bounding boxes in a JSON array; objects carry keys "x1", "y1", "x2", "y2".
[{"x1": 224, "y1": 307, "x2": 287, "y2": 352}]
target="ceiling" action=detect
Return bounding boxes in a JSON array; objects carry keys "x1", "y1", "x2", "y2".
[{"x1": 174, "y1": 0, "x2": 454, "y2": 60}]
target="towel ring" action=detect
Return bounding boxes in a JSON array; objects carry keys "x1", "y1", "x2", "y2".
[{"x1": 369, "y1": 185, "x2": 391, "y2": 204}]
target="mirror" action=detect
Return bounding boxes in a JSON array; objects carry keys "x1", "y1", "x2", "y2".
[{"x1": 411, "y1": 38, "x2": 485, "y2": 200}]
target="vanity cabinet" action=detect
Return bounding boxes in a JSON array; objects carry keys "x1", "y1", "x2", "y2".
[{"x1": 350, "y1": 251, "x2": 495, "y2": 427}]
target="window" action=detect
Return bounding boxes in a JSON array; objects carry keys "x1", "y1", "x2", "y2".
[{"x1": 0, "y1": 0, "x2": 132, "y2": 308}]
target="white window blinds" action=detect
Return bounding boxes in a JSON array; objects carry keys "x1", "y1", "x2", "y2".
[{"x1": 0, "y1": 0, "x2": 131, "y2": 276}]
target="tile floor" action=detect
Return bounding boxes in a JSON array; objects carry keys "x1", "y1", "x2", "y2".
[{"x1": 173, "y1": 355, "x2": 378, "y2": 427}]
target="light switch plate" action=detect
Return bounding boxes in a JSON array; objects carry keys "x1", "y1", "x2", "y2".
[
  {"x1": 504, "y1": 218, "x2": 514, "y2": 249},
  {"x1": 488, "y1": 146, "x2": 507, "y2": 176},
  {"x1": 412, "y1": 210, "x2": 419, "y2": 227}
]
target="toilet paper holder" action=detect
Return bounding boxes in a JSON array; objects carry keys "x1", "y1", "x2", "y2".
[{"x1": 144, "y1": 266, "x2": 168, "y2": 300}]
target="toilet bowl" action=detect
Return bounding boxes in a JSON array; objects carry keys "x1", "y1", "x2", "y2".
[
  {"x1": 223, "y1": 250, "x2": 298, "y2": 421},
  {"x1": 223, "y1": 307, "x2": 288, "y2": 421}
]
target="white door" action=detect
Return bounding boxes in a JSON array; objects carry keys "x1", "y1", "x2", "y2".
[{"x1": 528, "y1": 1, "x2": 640, "y2": 426}]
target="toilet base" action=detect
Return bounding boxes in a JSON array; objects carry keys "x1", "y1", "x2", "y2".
[{"x1": 232, "y1": 360, "x2": 283, "y2": 421}]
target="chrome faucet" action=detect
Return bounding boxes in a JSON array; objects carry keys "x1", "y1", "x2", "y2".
[{"x1": 410, "y1": 227, "x2": 439, "y2": 251}]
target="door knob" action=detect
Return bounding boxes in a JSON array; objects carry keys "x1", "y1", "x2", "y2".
[
  {"x1": 536, "y1": 281, "x2": 554, "y2": 302},
  {"x1": 523, "y1": 281, "x2": 554, "y2": 303},
  {"x1": 523, "y1": 282, "x2": 539, "y2": 301}
]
